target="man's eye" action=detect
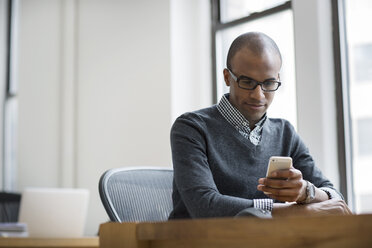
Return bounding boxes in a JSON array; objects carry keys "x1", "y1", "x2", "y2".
[
  {"x1": 240, "y1": 80, "x2": 256, "y2": 87},
  {"x1": 263, "y1": 81, "x2": 276, "y2": 87}
]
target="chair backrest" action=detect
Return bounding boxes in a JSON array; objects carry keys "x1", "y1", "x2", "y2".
[
  {"x1": 0, "y1": 192, "x2": 21, "y2": 222},
  {"x1": 99, "y1": 167, "x2": 173, "y2": 222}
]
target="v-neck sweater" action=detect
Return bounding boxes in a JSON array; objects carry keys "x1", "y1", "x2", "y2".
[{"x1": 169, "y1": 105, "x2": 342, "y2": 219}]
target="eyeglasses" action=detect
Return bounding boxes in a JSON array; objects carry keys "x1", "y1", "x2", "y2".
[{"x1": 227, "y1": 68, "x2": 281, "y2": 92}]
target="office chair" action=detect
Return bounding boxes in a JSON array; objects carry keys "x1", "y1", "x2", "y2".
[
  {"x1": 99, "y1": 167, "x2": 173, "y2": 222},
  {"x1": 0, "y1": 192, "x2": 21, "y2": 222}
]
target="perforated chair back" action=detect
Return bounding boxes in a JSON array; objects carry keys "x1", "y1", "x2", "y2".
[
  {"x1": 0, "y1": 192, "x2": 21, "y2": 222},
  {"x1": 99, "y1": 167, "x2": 173, "y2": 222}
]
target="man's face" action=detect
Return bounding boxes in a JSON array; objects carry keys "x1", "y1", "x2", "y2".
[{"x1": 223, "y1": 48, "x2": 281, "y2": 125}]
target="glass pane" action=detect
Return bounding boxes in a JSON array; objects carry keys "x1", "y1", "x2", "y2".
[
  {"x1": 215, "y1": 10, "x2": 297, "y2": 128},
  {"x1": 220, "y1": 0, "x2": 288, "y2": 23},
  {"x1": 345, "y1": 0, "x2": 372, "y2": 213}
]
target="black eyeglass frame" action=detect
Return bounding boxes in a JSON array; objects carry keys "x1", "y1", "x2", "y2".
[{"x1": 227, "y1": 68, "x2": 282, "y2": 92}]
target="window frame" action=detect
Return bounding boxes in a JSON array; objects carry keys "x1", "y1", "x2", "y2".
[{"x1": 331, "y1": 0, "x2": 355, "y2": 209}]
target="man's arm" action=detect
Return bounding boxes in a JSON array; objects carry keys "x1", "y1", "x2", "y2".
[
  {"x1": 272, "y1": 199, "x2": 352, "y2": 217},
  {"x1": 256, "y1": 121, "x2": 344, "y2": 203},
  {"x1": 256, "y1": 165, "x2": 352, "y2": 216},
  {"x1": 256, "y1": 167, "x2": 330, "y2": 203}
]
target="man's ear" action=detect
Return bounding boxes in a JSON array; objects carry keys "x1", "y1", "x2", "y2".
[{"x1": 223, "y1": 69, "x2": 231, "y2": 87}]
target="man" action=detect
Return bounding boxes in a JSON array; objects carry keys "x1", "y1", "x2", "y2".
[{"x1": 169, "y1": 32, "x2": 351, "y2": 219}]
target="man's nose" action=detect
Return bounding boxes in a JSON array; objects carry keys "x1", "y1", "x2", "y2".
[{"x1": 250, "y1": 84, "x2": 265, "y2": 100}]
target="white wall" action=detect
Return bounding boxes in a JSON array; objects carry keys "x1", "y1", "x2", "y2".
[
  {"x1": 17, "y1": 0, "x2": 62, "y2": 188},
  {"x1": 171, "y1": 0, "x2": 212, "y2": 121},
  {"x1": 16, "y1": 0, "x2": 174, "y2": 235},
  {"x1": 15, "y1": 0, "x2": 211, "y2": 236},
  {"x1": 75, "y1": 0, "x2": 172, "y2": 234}
]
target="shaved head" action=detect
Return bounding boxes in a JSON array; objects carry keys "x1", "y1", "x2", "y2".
[{"x1": 226, "y1": 32, "x2": 282, "y2": 70}]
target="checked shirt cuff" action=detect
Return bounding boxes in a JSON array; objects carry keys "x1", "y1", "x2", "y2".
[{"x1": 253, "y1": 198, "x2": 273, "y2": 212}]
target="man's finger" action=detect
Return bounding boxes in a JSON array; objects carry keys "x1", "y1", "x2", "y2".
[
  {"x1": 264, "y1": 178, "x2": 302, "y2": 189},
  {"x1": 270, "y1": 168, "x2": 301, "y2": 179}
]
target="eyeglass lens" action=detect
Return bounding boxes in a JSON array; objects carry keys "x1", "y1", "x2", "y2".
[{"x1": 238, "y1": 79, "x2": 279, "y2": 91}]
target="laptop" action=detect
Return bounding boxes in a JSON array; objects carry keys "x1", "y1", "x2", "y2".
[{"x1": 18, "y1": 187, "x2": 89, "y2": 238}]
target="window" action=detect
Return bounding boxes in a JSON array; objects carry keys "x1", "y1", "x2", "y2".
[
  {"x1": 219, "y1": 0, "x2": 288, "y2": 23},
  {"x1": 212, "y1": 1, "x2": 297, "y2": 128},
  {"x1": 335, "y1": 0, "x2": 372, "y2": 213},
  {"x1": 357, "y1": 118, "x2": 372, "y2": 156},
  {"x1": 344, "y1": 0, "x2": 372, "y2": 213},
  {"x1": 353, "y1": 44, "x2": 372, "y2": 82}
]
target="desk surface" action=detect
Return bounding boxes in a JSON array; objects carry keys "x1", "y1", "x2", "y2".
[
  {"x1": 100, "y1": 214, "x2": 372, "y2": 248},
  {"x1": 0, "y1": 237, "x2": 98, "y2": 248}
]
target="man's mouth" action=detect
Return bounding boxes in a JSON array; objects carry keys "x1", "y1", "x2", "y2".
[{"x1": 246, "y1": 103, "x2": 265, "y2": 110}]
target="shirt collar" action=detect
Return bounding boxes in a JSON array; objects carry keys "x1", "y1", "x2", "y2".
[{"x1": 217, "y1": 93, "x2": 267, "y2": 131}]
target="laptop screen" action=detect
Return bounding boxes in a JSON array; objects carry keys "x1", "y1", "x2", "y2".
[{"x1": 18, "y1": 187, "x2": 89, "y2": 238}]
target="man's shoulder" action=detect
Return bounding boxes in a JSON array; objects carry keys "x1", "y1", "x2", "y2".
[
  {"x1": 171, "y1": 105, "x2": 222, "y2": 136},
  {"x1": 176, "y1": 105, "x2": 219, "y2": 123}
]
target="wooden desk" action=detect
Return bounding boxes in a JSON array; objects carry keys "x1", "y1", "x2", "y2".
[
  {"x1": 0, "y1": 237, "x2": 98, "y2": 248},
  {"x1": 99, "y1": 214, "x2": 372, "y2": 248}
]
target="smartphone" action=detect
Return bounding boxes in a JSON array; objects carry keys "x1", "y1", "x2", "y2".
[{"x1": 266, "y1": 156, "x2": 292, "y2": 178}]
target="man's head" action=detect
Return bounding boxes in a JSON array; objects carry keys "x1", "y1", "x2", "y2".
[{"x1": 223, "y1": 32, "x2": 282, "y2": 128}]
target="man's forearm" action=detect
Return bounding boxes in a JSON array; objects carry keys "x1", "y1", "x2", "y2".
[
  {"x1": 313, "y1": 187, "x2": 330, "y2": 203},
  {"x1": 272, "y1": 202, "x2": 305, "y2": 217},
  {"x1": 272, "y1": 199, "x2": 352, "y2": 217}
]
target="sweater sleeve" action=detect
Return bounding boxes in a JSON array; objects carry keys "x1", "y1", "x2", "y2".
[
  {"x1": 287, "y1": 122, "x2": 344, "y2": 200},
  {"x1": 170, "y1": 114, "x2": 254, "y2": 218}
]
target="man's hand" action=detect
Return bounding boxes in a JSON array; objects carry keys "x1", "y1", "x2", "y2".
[
  {"x1": 257, "y1": 167, "x2": 307, "y2": 202},
  {"x1": 272, "y1": 199, "x2": 353, "y2": 217},
  {"x1": 304, "y1": 198, "x2": 353, "y2": 215}
]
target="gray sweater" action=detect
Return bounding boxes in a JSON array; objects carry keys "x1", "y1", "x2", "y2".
[{"x1": 169, "y1": 105, "x2": 342, "y2": 219}]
